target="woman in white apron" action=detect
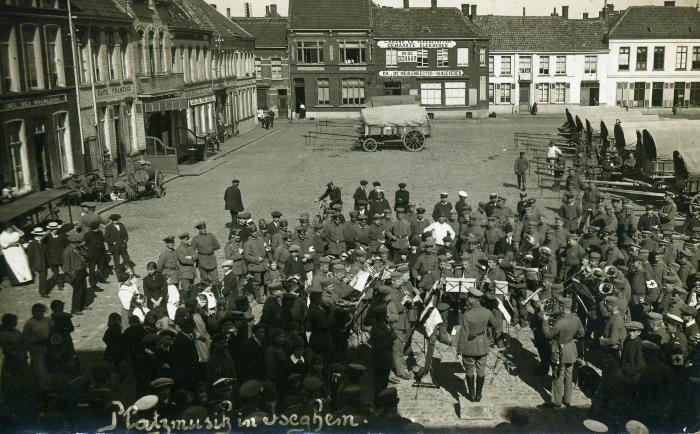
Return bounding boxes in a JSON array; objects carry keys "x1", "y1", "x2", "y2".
[
  {"x1": 118, "y1": 267, "x2": 140, "y2": 328},
  {"x1": 165, "y1": 277, "x2": 180, "y2": 321},
  {"x1": 0, "y1": 224, "x2": 31, "y2": 284}
]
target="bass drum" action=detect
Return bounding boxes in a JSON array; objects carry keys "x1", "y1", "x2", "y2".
[{"x1": 133, "y1": 166, "x2": 155, "y2": 184}]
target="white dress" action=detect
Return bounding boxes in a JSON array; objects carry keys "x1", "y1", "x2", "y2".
[
  {"x1": 166, "y1": 284, "x2": 180, "y2": 320},
  {"x1": 0, "y1": 229, "x2": 31, "y2": 283}
]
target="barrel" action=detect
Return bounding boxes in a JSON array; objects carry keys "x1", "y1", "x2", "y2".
[{"x1": 133, "y1": 166, "x2": 155, "y2": 184}]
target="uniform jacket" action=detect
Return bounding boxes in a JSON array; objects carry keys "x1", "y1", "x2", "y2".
[
  {"x1": 432, "y1": 202, "x2": 453, "y2": 221},
  {"x1": 104, "y1": 222, "x2": 129, "y2": 250},
  {"x1": 224, "y1": 185, "x2": 244, "y2": 211},
  {"x1": 389, "y1": 219, "x2": 411, "y2": 249},
  {"x1": 224, "y1": 240, "x2": 246, "y2": 275},
  {"x1": 176, "y1": 243, "x2": 198, "y2": 279},
  {"x1": 542, "y1": 312, "x2": 584, "y2": 364},
  {"x1": 157, "y1": 249, "x2": 179, "y2": 273},
  {"x1": 412, "y1": 252, "x2": 438, "y2": 279},
  {"x1": 243, "y1": 234, "x2": 268, "y2": 272},
  {"x1": 559, "y1": 203, "x2": 582, "y2": 232},
  {"x1": 44, "y1": 233, "x2": 68, "y2": 266},
  {"x1": 27, "y1": 239, "x2": 48, "y2": 272},
  {"x1": 325, "y1": 223, "x2": 346, "y2": 255},
  {"x1": 369, "y1": 319, "x2": 394, "y2": 369},
  {"x1": 457, "y1": 303, "x2": 497, "y2": 357},
  {"x1": 394, "y1": 190, "x2": 409, "y2": 210},
  {"x1": 514, "y1": 156, "x2": 529, "y2": 175},
  {"x1": 637, "y1": 214, "x2": 660, "y2": 232},
  {"x1": 601, "y1": 312, "x2": 627, "y2": 349},
  {"x1": 192, "y1": 233, "x2": 221, "y2": 270},
  {"x1": 319, "y1": 186, "x2": 342, "y2": 205}
]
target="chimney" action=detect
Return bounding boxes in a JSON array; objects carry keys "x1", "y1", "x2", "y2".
[
  {"x1": 244, "y1": 2, "x2": 251, "y2": 17},
  {"x1": 404, "y1": 0, "x2": 410, "y2": 9},
  {"x1": 270, "y1": 4, "x2": 278, "y2": 15},
  {"x1": 551, "y1": 7, "x2": 557, "y2": 16},
  {"x1": 461, "y1": 3, "x2": 469, "y2": 15},
  {"x1": 607, "y1": 4, "x2": 614, "y2": 12},
  {"x1": 265, "y1": 5, "x2": 270, "y2": 16},
  {"x1": 470, "y1": 4, "x2": 477, "y2": 20},
  {"x1": 562, "y1": 5, "x2": 569, "y2": 19},
  {"x1": 663, "y1": 0, "x2": 675, "y2": 5},
  {"x1": 226, "y1": 7, "x2": 231, "y2": 18},
  {"x1": 583, "y1": 12, "x2": 588, "y2": 19},
  {"x1": 522, "y1": 7, "x2": 526, "y2": 16},
  {"x1": 431, "y1": 0, "x2": 437, "y2": 9}
]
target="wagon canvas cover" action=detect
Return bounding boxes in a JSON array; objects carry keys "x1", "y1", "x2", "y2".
[{"x1": 360, "y1": 105, "x2": 429, "y2": 127}]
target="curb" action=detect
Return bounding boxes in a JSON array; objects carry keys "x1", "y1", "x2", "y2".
[{"x1": 97, "y1": 127, "x2": 283, "y2": 216}]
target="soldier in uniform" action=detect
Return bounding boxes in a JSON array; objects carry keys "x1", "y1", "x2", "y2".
[
  {"x1": 455, "y1": 191, "x2": 470, "y2": 217},
  {"x1": 388, "y1": 208, "x2": 411, "y2": 263},
  {"x1": 600, "y1": 295, "x2": 628, "y2": 356},
  {"x1": 267, "y1": 211, "x2": 283, "y2": 235},
  {"x1": 324, "y1": 213, "x2": 346, "y2": 256},
  {"x1": 540, "y1": 297, "x2": 584, "y2": 408},
  {"x1": 637, "y1": 205, "x2": 661, "y2": 233},
  {"x1": 63, "y1": 233, "x2": 88, "y2": 315},
  {"x1": 157, "y1": 236, "x2": 179, "y2": 286},
  {"x1": 243, "y1": 224, "x2": 269, "y2": 303},
  {"x1": 394, "y1": 183, "x2": 409, "y2": 215},
  {"x1": 317, "y1": 181, "x2": 342, "y2": 208},
  {"x1": 175, "y1": 232, "x2": 197, "y2": 297},
  {"x1": 559, "y1": 194, "x2": 582, "y2": 234},
  {"x1": 458, "y1": 287, "x2": 498, "y2": 402},
  {"x1": 410, "y1": 207, "x2": 430, "y2": 246},
  {"x1": 432, "y1": 193, "x2": 453, "y2": 222},
  {"x1": 412, "y1": 241, "x2": 439, "y2": 286},
  {"x1": 103, "y1": 214, "x2": 132, "y2": 275},
  {"x1": 192, "y1": 221, "x2": 221, "y2": 282},
  {"x1": 223, "y1": 179, "x2": 244, "y2": 223}
]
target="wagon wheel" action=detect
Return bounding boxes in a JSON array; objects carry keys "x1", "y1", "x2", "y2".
[
  {"x1": 362, "y1": 138, "x2": 379, "y2": 152},
  {"x1": 154, "y1": 171, "x2": 166, "y2": 198},
  {"x1": 690, "y1": 193, "x2": 700, "y2": 215},
  {"x1": 402, "y1": 129, "x2": 425, "y2": 152}
]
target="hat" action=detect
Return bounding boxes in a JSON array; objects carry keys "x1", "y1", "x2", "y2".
[
  {"x1": 163, "y1": 236, "x2": 175, "y2": 243},
  {"x1": 377, "y1": 285, "x2": 393, "y2": 296},
  {"x1": 377, "y1": 387, "x2": 399, "y2": 405},
  {"x1": 440, "y1": 192, "x2": 448, "y2": 197},
  {"x1": 640, "y1": 340, "x2": 660, "y2": 351},
  {"x1": 416, "y1": 207, "x2": 426, "y2": 214},
  {"x1": 458, "y1": 191, "x2": 468, "y2": 198},
  {"x1": 212, "y1": 377, "x2": 235, "y2": 389},
  {"x1": 31, "y1": 227, "x2": 46, "y2": 236},
  {"x1": 195, "y1": 221, "x2": 206, "y2": 229},
  {"x1": 604, "y1": 295, "x2": 618, "y2": 304},
  {"x1": 239, "y1": 380, "x2": 263, "y2": 399},
  {"x1": 468, "y1": 287, "x2": 483, "y2": 297},
  {"x1": 67, "y1": 233, "x2": 83, "y2": 243},
  {"x1": 178, "y1": 232, "x2": 190, "y2": 239},
  {"x1": 271, "y1": 211, "x2": 282, "y2": 218},
  {"x1": 46, "y1": 221, "x2": 60, "y2": 230},
  {"x1": 109, "y1": 214, "x2": 121, "y2": 221},
  {"x1": 347, "y1": 363, "x2": 366, "y2": 374},
  {"x1": 437, "y1": 302, "x2": 450, "y2": 312},
  {"x1": 150, "y1": 377, "x2": 174, "y2": 389},
  {"x1": 239, "y1": 212, "x2": 251, "y2": 219},
  {"x1": 396, "y1": 207, "x2": 405, "y2": 213},
  {"x1": 625, "y1": 420, "x2": 649, "y2": 434},
  {"x1": 358, "y1": 214, "x2": 368, "y2": 221},
  {"x1": 583, "y1": 419, "x2": 609, "y2": 433},
  {"x1": 360, "y1": 180, "x2": 368, "y2": 185},
  {"x1": 88, "y1": 221, "x2": 100, "y2": 230},
  {"x1": 398, "y1": 182, "x2": 407, "y2": 188},
  {"x1": 302, "y1": 376, "x2": 323, "y2": 392},
  {"x1": 221, "y1": 259, "x2": 234, "y2": 268},
  {"x1": 645, "y1": 204, "x2": 655, "y2": 210},
  {"x1": 289, "y1": 244, "x2": 300, "y2": 252},
  {"x1": 625, "y1": 321, "x2": 644, "y2": 331},
  {"x1": 647, "y1": 312, "x2": 663, "y2": 321},
  {"x1": 665, "y1": 313, "x2": 683, "y2": 324},
  {"x1": 372, "y1": 181, "x2": 381, "y2": 186},
  {"x1": 558, "y1": 297, "x2": 573, "y2": 310}
]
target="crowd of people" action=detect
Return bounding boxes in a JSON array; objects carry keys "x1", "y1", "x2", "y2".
[{"x1": 1, "y1": 168, "x2": 699, "y2": 432}]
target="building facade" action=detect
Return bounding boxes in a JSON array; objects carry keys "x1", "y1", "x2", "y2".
[
  {"x1": 233, "y1": 17, "x2": 291, "y2": 119},
  {"x1": 605, "y1": 6, "x2": 700, "y2": 109},
  {"x1": 372, "y1": 5, "x2": 489, "y2": 118},
  {"x1": 477, "y1": 11, "x2": 609, "y2": 114},
  {"x1": 1, "y1": 0, "x2": 81, "y2": 195}
]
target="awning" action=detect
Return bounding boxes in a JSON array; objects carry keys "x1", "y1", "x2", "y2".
[
  {"x1": 0, "y1": 189, "x2": 73, "y2": 225},
  {"x1": 189, "y1": 95, "x2": 216, "y2": 106},
  {"x1": 143, "y1": 98, "x2": 188, "y2": 113}
]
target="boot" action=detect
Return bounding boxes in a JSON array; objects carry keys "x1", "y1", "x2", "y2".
[
  {"x1": 475, "y1": 376, "x2": 485, "y2": 402},
  {"x1": 465, "y1": 375, "x2": 475, "y2": 401}
]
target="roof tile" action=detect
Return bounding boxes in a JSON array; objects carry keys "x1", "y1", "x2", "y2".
[
  {"x1": 608, "y1": 6, "x2": 700, "y2": 40},
  {"x1": 372, "y1": 7, "x2": 485, "y2": 39},
  {"x1": 233, "y1": 17, "x2": 287, "y2": 47},
  {"x1": 289, "y1": 0, "x2": 371, "y2": 30}
]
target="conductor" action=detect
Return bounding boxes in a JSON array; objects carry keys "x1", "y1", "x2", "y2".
[{"x1": 457, "y1": 287, "x2": 497, "y2": 402}]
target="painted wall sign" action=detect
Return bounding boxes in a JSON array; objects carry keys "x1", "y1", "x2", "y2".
[
  {"x1": 0, "y1": 94, "x2": 67, "y2": 112},
  {"x1": 397, "y1": 51, "x2": 417, "y2": 62},
  {"x1": 379, "y1": 70, "x2": 464, "y2": 77},
  {"x1": 378, "y1": 40, "x2": 456, "y2": 49}
]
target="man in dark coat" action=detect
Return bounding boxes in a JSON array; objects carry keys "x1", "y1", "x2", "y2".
[
  {"x1": 514, "y1": 151, "x2": 529, "y2": 190},
  {"x1": 432, "y1": 193, "x2": 453, "y2": 222},
  {"x1": 353, "y1": 180, "x2": 369, "y2": 210},
  {"x1": 317, "y1": 181, "x2": 342, "y2": 207},
  {"x1": 394, "y1": 183, "x2": 409, "y2": 214},
  {"x1": 224, "y1": 179, "x2": 244, "y2": 223},
  {"x1": 307, "y1": 288, "x2": 334, "y2": 364},
  {"x1": 103, "y1": 214, "x2": 132, "y2": 275},
  {"x1": 27, "y1": 227, "x2": 49, "y2": 297},
  {"x1": 44, "y1": 221, "x2": 67, "y2": 291},
  {"x1": 171, "y1": 319, "x2": 201, "y2": 390},
  {"x1": 63, "y1": 233, "x2": 88, "y2": 314},
  {"x1": 369, "y1": 304, "x2": 394, "y2": 404},
  {"x1": 82, "y1": 221, "x2": 109, "y2": 286}
]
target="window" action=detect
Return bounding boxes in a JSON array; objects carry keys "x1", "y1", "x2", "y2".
[
  {"x1": 519, "y1": 56, "x2": 531, "y2": 74},
  {"x1": 91, "y1": 29, "x2": 102, "y2": 81},
  {"x1": 339, "y1": 41, "x2": 366, "y2": 64},
  {"x1": 255, "y1": 58, "x2": 261, "y2": 78},
  {"x1": 437, "y1": 48, "x2": 448, "y2": 67},
  {"x1": 653, "y1": 47, "x2": 664, "y2": 70},
  {"x1": 420, "y1": 83, "x2": 441, "y2": 105},
  {"x1": 636, "y1": 47, "x2": 647, "y2": 70},
  {"x1": 417, "y1": 49, "x2": 428, "y2": 68},
  {"x1": 2, "y1": 120, "x2": 28, "y2": 191},
  {"x1": 633, "y1": 82, "x2": 645, "y2": 105},
  {"x1": 555, "y1": 55, "x2": 566, "y2": 75},
  {"x1": 693, "y1": 47, "x2": 700, "y2": 70},
  {"x1": 22, "y1": 25, "x2": 43, "y2": 89},
  {"x1": 677, "y1": 46, "x2": 688, "y2": 70},
  {"x1": 77, "y1": 29, "x2": 90, "y2": 82},
  {"x1": 536, "y1": 83, "x2": 549, "y2": 103},
  {"x1": 341, "y1": 78, "x2": 364, "y2": 105},
  {"x1": 500, "y1": 56, "x2": 511, "y2": 76},
  {"x1": 488, "y1": 83, "x2": 494, "y2": 103},
  {"x1": 136, "y1": 32, "x2": 144, "y2": 75},
  {"x1": 553, "y1": 83, "x2": 565, "y2": 103},
  {"x1": 44, "y1": 26, "x2": 64, "y2": 87},
  {"x1": 107, "y1": 32, "x2": 116, "y2": 80},
  {"x1": 271, "y1": 62, "x2": 281, "y2": 80},
  {"x1": 0, "y1": 27, "x2": 20, "y2": 92},
  {"x1": 119, "y1": 30, "x2": 129, "y2": 78},
  {"x1": 445, "y1": 82, "x2": 466, "y2": 105},
  {"x1": 53, "y1": 112, "x2": 71, "y2": 176},
  {"x1": 498, "y1": 83, "x2": 511, "y2": 103},
  {"x1": 479, "y1": 48, "x2": 485, "y2": 66},
  {"x1": 690, "y1": 82, "x2": 700, "y2": 107},
  {"x1": 386, "y1": 49, "x2": 397, "y2": 67},
  {"x1": 296, "y1": 41, "x2": 323, "y2": 64},
  {"x1": 488, "y1": 56, "x2": 494, "y2": 75},
  {"x1": 539, "y1": 56, "x2": 550, "y2": 75},
  {"x1": 383, "y1": 81, "x2": 400, "y2": 96},
  {"x1": 619, "y1": 47, "x2": 630, "y2": 70},
  {"x1": 584, "y1": 55, "x2": 597, "y2": 74}
]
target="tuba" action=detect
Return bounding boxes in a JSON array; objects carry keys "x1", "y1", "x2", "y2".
[
  {"x1": 599, "y1": 282, "x2": 614, "y2": 295},
  {"x1": 603, "y1": 265, "x2": 618, "y2": 281}
]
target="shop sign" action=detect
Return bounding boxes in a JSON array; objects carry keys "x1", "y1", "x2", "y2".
[
  {"x1": 397, "y1": 51, "x2": 417, "y2": 63},
  {"x1": 297, "y1": 66, "x2": 325, "y2": 71},
  {"x1": 378, "y1": 40, "x2": 456, "y2": 49},
  {"x1": 189, "y1": 95, "x2": 216, "y2": 106},
  {"x1": 94, "y1": 84, "x2": 134, "y2": 102},
  {"x1": 379, "y1": 70, "x2": 464, "y2": 77},
  {"x1": 0, "y1": 93, "x2": 67, "y2": 112}
]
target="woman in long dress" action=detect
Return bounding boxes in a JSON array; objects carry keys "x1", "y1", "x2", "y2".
[{"x1": 0, "y1": 223, "x2": 31, "y2": 284}]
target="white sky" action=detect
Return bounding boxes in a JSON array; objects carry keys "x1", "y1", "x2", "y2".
[{"x1": 213, "y1": 0, "x2": 697, "y2": 18}]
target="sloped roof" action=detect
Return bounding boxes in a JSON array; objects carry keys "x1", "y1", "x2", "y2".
[
  {"x1": 129, "y1": 1, "x2": 208, "y2": 33},
  {"x1": 289, "y1": 0, "x2": 371, "y2": 29},
  {"x1": 608, "y1": 6, "x2": 700, "y2": 39},
  {"x1": 475, "y1": 15, "x2": 607, "y2": 52},
  {"x1": 178, "y1": 0, "x2": 253, "y2": 40},
  {"x1": 72, "y1": 0, "x2": 130, "y2": 20},
  {"x1": 233, "y1": 17, "x2": 287, "y2": 47},
  {"x1": 372, "y1": 7, "x2": 485, "y2": 39}
]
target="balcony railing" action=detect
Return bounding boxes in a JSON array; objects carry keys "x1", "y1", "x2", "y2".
[{"x1": 136, "y1": 73, "x2": 184, "y2": 96}]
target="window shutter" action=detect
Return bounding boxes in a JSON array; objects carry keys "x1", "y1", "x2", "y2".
[{"x1": 616, "y1": 82, "x2": 623, "y2": 105}]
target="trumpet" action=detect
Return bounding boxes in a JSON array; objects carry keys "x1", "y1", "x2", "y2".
[{"x1": 603, "y1": 265, "x2": 618, "y2": 279}]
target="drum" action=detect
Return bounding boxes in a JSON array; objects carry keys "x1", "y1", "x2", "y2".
[{"x1": 133, "y1": 166, "x2": 155, "y2": 184}]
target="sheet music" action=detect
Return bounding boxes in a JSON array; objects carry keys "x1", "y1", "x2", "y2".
[
  {"x1": 445, "y1": 277, "x2": 476, "y2": 292},
  {"x1": 425, "y1": 308, "x2": 443, "y2": 337},
  {"x1": 350, "y1": 270, "x2": 370, "y2": 291},
  {"x1": 497, "y1": 298, "x2": 512, "y2": 324}
]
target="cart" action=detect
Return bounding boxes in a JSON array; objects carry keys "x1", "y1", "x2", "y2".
[
  {"x1": 355, "y1": 104, "x2": 431, "y2": 152},
  {"x1": 119, "y1": 156, "x2": 166, "y2": 200}
]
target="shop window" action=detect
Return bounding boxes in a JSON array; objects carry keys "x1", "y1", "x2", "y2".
[
  {"x1": 456, "y1": 48, "x2": 468, "y2": 66},
  {"x1": 341, "y1": 78, "x2": 364, "y2": 105},
  {"x1": 0, "y1": 26, "x2": 20, "y2": 92},
  {"x1": 297, "y1": 41, "x2": 323, "y2": 64},
  {"x1": 500, "y1": 56, "x2": 511, "y2": 76},
  {"x1": 317, "y1": 78, "x2": 329, "y2": 105},
  {"x1": 339, "y1": 41, "x2": 365, "y2": 64},
  {"x1": 636, "y1": 47, "x2": 647, "y2": 70},
  {"x1": 619, "y1": 47, "x2": 630, "y2": 71},
  {"x1": 537, "y1": 83, "x2": 549, "y2": 103},
  {"x1": 693, "y1": 47, "x2": 700, "y2": 70},
  {"x1": 555, "y1": 56, "x2": 566, "y2": 75},
  {"x1": 22, "y1": 24, "x2": 43, "y2": 89},
  {"x1": 584, "y1": 55, "x2": 597, "y2": 74},
  {"x1": 445, "y1": 82, "x2": 466, "y2": 106},
  {"x1": 2, "y1": 120, "x2": 28, "y2": 192},
  {"x1": 690, "y1": 82, "x2": 700, "y2": 107},
  {"x1": 420, "y1": 83, "x2": 441, "y2": 105},
  {"x1": 676, "y1": 46, "x2": 688, "y2": 70},
  {"x1": 437, "y1": 48, "x2": 448, "y2": 68},
  {"x1": 53, "y1": 112, "x2": 72, "y2": 176},
  {"x1": 417, "y1": 49, "x2": 428, "y2": 68},
  {"x1": 539, "y1": 56, "x2": 549, "y2": 76},
  {"x1": 386, "y1": 49, "x2": 397, "y2": 67},
  {"x1": 653, "y1": 47, "x2": 664, "y2": 70}
]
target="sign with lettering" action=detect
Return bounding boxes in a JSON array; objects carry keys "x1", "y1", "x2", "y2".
[
  {"x1": 0, "y1": 94, "x2": 67, "y2": 112},
  {"x1": 398, "y1": 51, "x2": 417, "y2": 63},
  {"x1": 378, "y1": 40, "x2": 456, "y2": 49},
  {"x1": 379, "y1": 70, "x2": 464, "y2": 77}
]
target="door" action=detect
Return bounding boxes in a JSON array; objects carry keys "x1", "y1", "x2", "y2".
[
  {"x1": 518, "y1": 83, "x2": 530, "y2": 112},
  {"x1": 278, "y1": 89, "x2": 288, "y2": 119},
  {"x1": 652, "y1": 82, "x2": 663, "y2": 107},
  {"x1": 589, "y1": 86, "x2": 599, "y2": 106},
  {"x1": 33, "y1": 127, "x2": 48, "y2": 191},
  {"x1": 113, "y1": 109, "x2": 127, "y2": 175},
  {"x1": 674, "y1": 82, "x2": 686, "y2": 107},
  {"x1": 294, "y1": 78, "x2": 305, "y2": 117},
  {"x1": 580, "y1": 84, "x2": 590, "y2": 106}
]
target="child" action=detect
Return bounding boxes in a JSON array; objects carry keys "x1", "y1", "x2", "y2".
[
  {"x1": 102, "y1": 312, "x2": 126, "y2": 380},
  {"x1": 165, "y1": 276, "x2": 180, "y2": 321},
  {"x1": 265, "y1": 261, "x2": 283, "y2": 295},
  {"x1": 130, "y1": 294, "x2": 150, "y2": 323}
]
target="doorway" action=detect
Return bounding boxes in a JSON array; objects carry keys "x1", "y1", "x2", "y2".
[
  {"x1": 278, "y1": 89, "x2": 288, "y2": 119},
  {"x1": 674, "y1": 82, "x2": 686, "y2": 107},
  {"x1": 113, "y1": 109, "x2": 127, "y2": 174},
  {"x1": 652, "y1": 82, "x2": 663, "y2": 107},
  {"x1": 33, "y1": 126, "x2": 49, "y2": 191},
  {"x1": 588, "y1": 86, "x2": 599, "y2": 106},
  {"x1": 518, "y1": 83, "x2": 530, "y2": 112},
  {"x1": 294, "y1": 78, "x2": 305, "y2": 116}
]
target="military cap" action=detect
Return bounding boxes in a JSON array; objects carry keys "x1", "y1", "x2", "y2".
[
  {"x1": 424, "y1": 240, "x2": 435, "y2": 247},
  {"x1": 680, "y1": 249, "x2": 694, "y2": 257},
  {"x1": 645, "y1": 204, "x2": 655, "y2": 210},
  {"x1": 342, "y1": 384, "x2": 363, "y2": 397},
  {"x1": 303, "y1": 376, "x2": 323, "y2": 392},
  {"x1": 583, "y1": 419, "x2": 609, "y2": 433},
  {"x1": 347, "y1": 363, "x2": 367, "y2": 374},
  {"x1": 647, "y1": 312, "x2": 663, "y2": 321},
  {"x1": 295, "y1": 226, "x2": 307, "y2": 234},
  {"x1": 150, "y1": 377, "x2": 175, "y2": 389},
  {"x1": 373, "y1": 213, "x2": 383, "y2": 218},
  {"x1": 269, "y1": 279, "x2": 284, "y2": 290},
  {"x1": 108, "y1": 214, "x2": 121, "y2": 221},
  {"x1": 378, "y1": 245, "x2": 389, "y2": 253},
  {"x1": 287, "y1": 373, "x2": 303, "y2": 384},
  {"x1": 239, "y1": 380, "x2": 263, "y2": 399},
  {"x1": 318, "y1": 255, "x2": 331, "y2": 264},
  {"x1": 163, "y1": 236, "x2": 175, "y2": 243},
  {"x1": 270, "y1": 211, "x2": 282, "y2": 218},
  {"x1": 468, "y1": 287, "x2": 483, "y2": 297},
  {"x1": 194, "y1": 221, "x2": 207, "y2": 229},
  {"x1": 398, "y1": 182, "x2": 407, "y2": 188},
  {"x1": 358, "y1": 214, "x2": 368, "y2": 220},
  {"x1": 349, "y1": 210, "x2": 359, "y2": 217},
  {"x1": 289, "y1": 244, "x2": 300, "y2": 253},
  {"x1": 437, "y1": 254, "x2": 448, "y2": 263},
  {"x1": 589, "y1": 251, "x2": 601, "y2": 259},
  {"x1": 416, "y1": 207, "x2": 426, "y2": 214},
  {"x1": 221, "y1": 259, "x2": 234, "y2": 268},
  {"x1": 437, "y1": 302, "x2": 450, "y2": 312},
  {"x1": 625, "y1": 321, "x2": 644, "y2": 331},
  {"x1": 396, "y1": 207, "x2": 405, "y2": 213},
  {"x1": 212, "y1": 377, "x2": 235, "y2": 389},
  {"x1": 178, "y1": 232, "x2": 190, "y2": 239},
  {"x1": 665, "y1": 313, "x2": 683, "y2": 324},
  {"x1": 356, "y1": 199, "x2": 368, "y2": 206},
  {"x1": 239, "y1": 211, "x2": 251, "y2": 219},
  {"x1": 377, "y1": 387, "x2": 399, "y2": 404},
  {"x1": 388, "y1": 271, "x2": 402, "y2": 280},
  {"x1": 360, "y1": 180, "x2": 368, "y2": 185},
  {"x1": 332, "y1": 263, "x2": 345, "y2": 271},
  {"x1": 88, "y1": 221, "x2": 100, "y2": 230},
  {"x1": 372, "y1": 181, "x2": 381, "y2": 187}
]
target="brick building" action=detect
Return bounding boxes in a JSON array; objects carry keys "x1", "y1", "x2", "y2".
[
  {"x1": 233, "y1": 17, "x2": 291, "y2": 118},
  {"x1": 372, "y1": 3, "x2": 489, "y2": 118}
]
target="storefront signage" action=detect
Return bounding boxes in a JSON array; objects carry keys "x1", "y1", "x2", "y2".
[
  {"x1": 379, "y1": 70, "x2": 464, "y2": 77},
  {"x1": 94, "y1": 84, "x2": 133, "y2": 101},
  {"x1": 378, "y1": 40, "x2": 456, "y2": 49},
  {"x1": 189, "y1": 95, "x2": 216, "y2": 106},
  {"x1": 339, "y1": 66, "x2": 367, "y2": 72},
  {"x1": 297, "y1": 66, "x2": 325, "y2": 71},
  {"x1": 0, "y1": 93, "x2": 67, "y2": 112},
  {"x1": 398, "y1": 51, "x2": 417, "y2": 62}
]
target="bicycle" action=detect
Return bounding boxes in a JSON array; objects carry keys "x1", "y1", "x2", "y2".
[
  {"x1": 205, "y1": 134, "x2": 221, "y2": 153},
  {"x1": 313, "y1": 199, "x2": 330, "y2": 224}
]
